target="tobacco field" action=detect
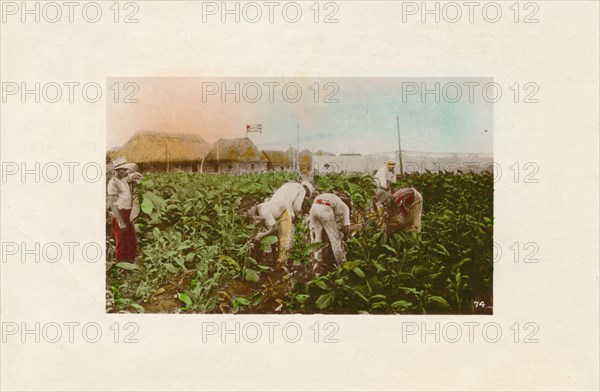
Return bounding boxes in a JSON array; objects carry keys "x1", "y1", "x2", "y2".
[{"x1": 106, "y1": 170, "x2": 493, "y2": 314}]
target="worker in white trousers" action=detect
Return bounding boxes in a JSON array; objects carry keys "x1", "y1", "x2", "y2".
[
  {"x1": 309, "y1": 193, "x2": 351, "y2": 274},
  {"x1": 243, "y1": 181, "x2": 315, "y2": 268}
]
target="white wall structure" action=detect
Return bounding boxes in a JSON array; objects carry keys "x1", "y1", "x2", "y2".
[{"x1": 312, "y1": 151, "x2": 493, "y2": 175}]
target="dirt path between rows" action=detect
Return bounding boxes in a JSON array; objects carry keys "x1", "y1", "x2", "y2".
[
  {"x1": 140, "y1": 262, "x2": 301, "y2": 314},
  {"x1": 141, "y1": 270, "x2": 195, "y2": 313}
]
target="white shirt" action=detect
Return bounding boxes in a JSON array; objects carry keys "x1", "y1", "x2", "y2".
[
  {"x1": 374, "y1": 166, "x2": 395, "y2": 190},
  {"x1": 312, "y1": 193, "x2": 351, "y2": 226},
  {"x1": 257, "y1": 182, "x2": 306, "y2": 226},
  {"x1": 107, "y1": 176, "x2": 133, "y2": 209},
  {"x1": 268, "y1": 182, "x2": 306, "y2": 219}
]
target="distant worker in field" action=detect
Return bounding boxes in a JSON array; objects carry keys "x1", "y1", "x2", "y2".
[
  {"x1": 374, "y1": 160, "x2": 397, "y2": 190},
  {"x1": 375, "y1": 186, "x2": 423, "y2": 233},
  {"x1": 309, "y1": 192, "x2": 352, "y2": 275},
  {"x1": 242, "y1": 181, "x2": 315, "y2": 268},
  {"x1": 107, "y1": 157, "x2": 143, "y2": 263}
]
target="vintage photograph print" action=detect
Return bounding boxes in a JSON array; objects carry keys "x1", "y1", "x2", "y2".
[{"x1": 105, "y1": 77, "x2": 493, "y2": 314}]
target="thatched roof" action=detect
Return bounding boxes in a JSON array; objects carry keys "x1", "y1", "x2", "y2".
[
  {"x1": 262, "y1": 150, "x2": 290, "y2": 166},
  {"x1": 315, "y1": 150, "x2": 336, "y2": 156},
  {"x1": 262, "y1": 147, "x2": 313, "y2": 169},
  {"x1": 107, "y1": 131, "x2": 211, "y2": 163},
  {"x1": 299, "y1": 149, "x2": 312, "y2": 169},
  {"x1": 261, "y1": 148, "x2": 312, "y2": 169},
  {"x1": 205, "y1": 138, "x2": 267, "y2": 162}
]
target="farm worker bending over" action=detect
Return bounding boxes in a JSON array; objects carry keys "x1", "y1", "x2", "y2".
[
  {"x1": 107, "y1": 157, "x2": 143, "y2": 263},
  {"x1": 376, "y1": 186, "x2": 423, "y2": 233},
  {"x1": 245, "y1": 181, "x2": 314, "y2": 268},
  {"x1": 309, "y1": 193, "x2": 352, "y2": 273},
  {"x1": 374, "y1": 160, "x2": 397, "y2": 190}
]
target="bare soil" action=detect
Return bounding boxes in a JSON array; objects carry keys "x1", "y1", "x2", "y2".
[{"x1": 141, "y1": 270, "x2": 196, "y2": 313}]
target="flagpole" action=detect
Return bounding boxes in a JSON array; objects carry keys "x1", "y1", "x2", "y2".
[
  {"x1": 296, "y1": 124, "x2": 300, "y2": 173},
  {"x1": 245, "y1": 124, "x2": 262, "y2": 173}
]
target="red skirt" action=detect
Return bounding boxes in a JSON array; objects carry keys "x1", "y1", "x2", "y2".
[{"x1": 112, "y1": 209, "x2": 137, "y2": 262}]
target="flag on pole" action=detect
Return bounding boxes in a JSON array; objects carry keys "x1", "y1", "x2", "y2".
[{"x1": 246, "y1": 124, "x2": 262, "y2": 133}]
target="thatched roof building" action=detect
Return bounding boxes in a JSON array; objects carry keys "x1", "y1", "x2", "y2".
[
  {"x1": 299, "y1": 149, "x2": 312, "y2": 172},
  {"x1": 262, "y1": 150, "x2": 291, "y2": 171},
  {"x1": 107, "y1": 131, "x2": 211, "y2": 172},
  {"x1": 204, "y1": 137, "x2": 268, "y2": 173},
  {"x1": 314, "y1": 150, "x2": 336, "y2": 156},
  {"x1": 262, "y1": 148, "x2": 313, "y2": 173}
]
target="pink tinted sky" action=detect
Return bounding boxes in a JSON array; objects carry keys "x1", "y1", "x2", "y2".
[{"x1": 107, "y1": 77, "x2": 493, "y2": 154}]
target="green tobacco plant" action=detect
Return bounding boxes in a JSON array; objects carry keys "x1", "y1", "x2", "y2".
[
  {"x1": 288, "y1": 171, "x2": 493, "y2": 314},
  {"x1": 107, "y1": 171, "x2": 492, "y2": 315},
  {"x1": 315, "y1": 174, "x2": 376, "y2": 209},
  {"x1": 107, "y1": 172, "x2": 295, "y2": 312}
]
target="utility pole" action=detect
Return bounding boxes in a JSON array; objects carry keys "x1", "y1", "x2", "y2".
[
  {"x1": 396, "y1": 115, "x2": 404, "y2": 176},
  {"x1": 297, "y1": 123, "x2": 300, "y2": 173},
  {"x1": 216, "y1": 139, "x2": 220, "y2": 173},
  {"x1": 165, "y1": 144, "x2": 169, "y2": 172}
]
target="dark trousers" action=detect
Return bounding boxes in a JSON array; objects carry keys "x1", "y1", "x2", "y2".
[{"x1": 112, "y1": 209, "x2": 137, "y2": 262}]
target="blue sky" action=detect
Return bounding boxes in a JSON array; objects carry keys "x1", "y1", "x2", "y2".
[{"x1": 107, "y1": 77, "x2": 493, "y2": 154}]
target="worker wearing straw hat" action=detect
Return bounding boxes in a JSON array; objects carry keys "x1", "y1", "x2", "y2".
[
  {"x1": 374, "y1": 160, "x2": 397, "y2": 190},
  {"x1": 107, "y1": 157, "x2": 143, "y2": 263}
]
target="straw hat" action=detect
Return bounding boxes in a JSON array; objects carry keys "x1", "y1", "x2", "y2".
[{"x1": 112, "y1": 157, "x2": 129, "y2": 170}]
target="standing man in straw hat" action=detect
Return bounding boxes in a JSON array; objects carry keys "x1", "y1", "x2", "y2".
[
  {"x1": 107, "y1": 157, "x2": 143, "y2": 263},
  {"x1": 374, "y1": 160, "x2": 397, "y2": 190}
]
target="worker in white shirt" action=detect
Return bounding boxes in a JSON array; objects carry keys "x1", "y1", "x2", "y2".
[
  {"x1": 309, "y1": 192, "x2": 352, "y2": 274},
  {"x1": 374, "y1": 160, "x2": 397, "y2": 190},
  {"x1": 244, "y1": 181, "x2": 314, "y2": 268},
  {"x1": 107, "y1": 157, "x2": 143, "y2": 263}
]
